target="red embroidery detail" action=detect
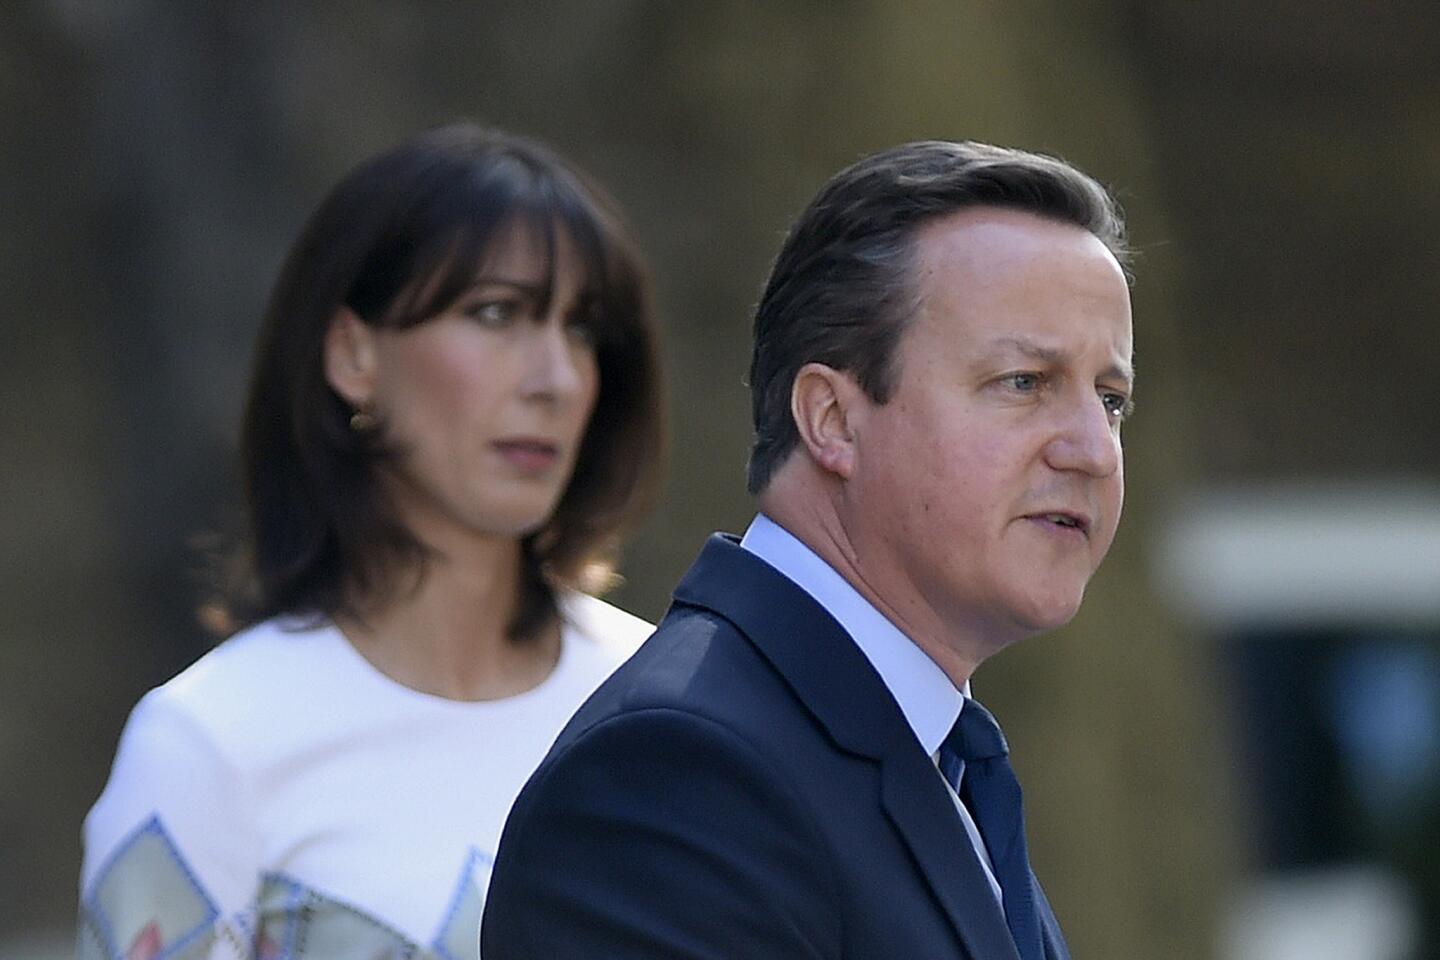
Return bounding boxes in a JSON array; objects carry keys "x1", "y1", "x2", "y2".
[{"x1": 126, "y1": 923, "x2": 163, "y2": 960}]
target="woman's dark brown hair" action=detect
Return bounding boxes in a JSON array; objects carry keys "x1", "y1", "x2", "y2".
[{"x1": 210, "y1": 123, "x2": 664, "y2": 642}]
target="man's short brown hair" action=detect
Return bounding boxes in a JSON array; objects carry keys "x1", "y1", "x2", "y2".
[{"x1": 746, "y1": 140, "x2": 1127, "y2": 494}]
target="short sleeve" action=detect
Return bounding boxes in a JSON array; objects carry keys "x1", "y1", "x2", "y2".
[{"x1": 79, "y1": 689, "x2": 262, "y2": 960}]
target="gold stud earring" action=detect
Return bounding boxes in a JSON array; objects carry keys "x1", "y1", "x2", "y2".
[{"x1": 349, "y1": 407, "x2": 378, "y2": 432}]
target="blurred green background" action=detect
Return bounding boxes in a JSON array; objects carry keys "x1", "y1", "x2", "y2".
[{"x1": 4, "y1": 2, "x2": 1439, "y2": 957}]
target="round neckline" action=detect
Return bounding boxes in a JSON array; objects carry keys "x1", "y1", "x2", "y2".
[{"x1": 318, "y1": 616, "x2": 582, "y2": 712}]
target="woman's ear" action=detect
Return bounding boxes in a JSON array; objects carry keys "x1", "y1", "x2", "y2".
[
  {"x1": 789, "y1": 362, "x2": 862, "y2": 480},
  {"x1": 323, "y1": 307, "x2": 378, "y2": 407}
]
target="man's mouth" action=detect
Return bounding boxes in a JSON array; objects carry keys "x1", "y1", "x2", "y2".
[{"x1": 1027, "y1": 511, "x2": 1091, "y2": 536}]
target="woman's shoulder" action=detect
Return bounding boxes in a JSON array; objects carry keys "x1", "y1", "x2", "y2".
[
  {"x1": 559, "y1": 592, "x2": 654, "y2": 664},
  {"x1": 134, "y1": 617, "x2": 342, "y2": 750},
  {"x1": 79, "y1": 619, "x2": 340, "y2": 912}
]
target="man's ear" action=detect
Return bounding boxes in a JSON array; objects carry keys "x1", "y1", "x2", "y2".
[
  {"x1": 323, "y1": 307, "x2": 379, "y2": 407},
  {"x1": 790, "y1": 362, "x2": 863, "y2": 480}
]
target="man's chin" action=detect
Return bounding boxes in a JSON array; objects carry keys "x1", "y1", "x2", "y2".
[{"x1": 1014, "y1": 590, "x2": 1086, "y2": 636}]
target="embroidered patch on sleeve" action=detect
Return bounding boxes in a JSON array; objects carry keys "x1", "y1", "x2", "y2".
[
  {"x1": 257, "y1": 875, "x2": 418, "y2": 959},
  {"x1": 431, "y1": 848, "x2": 493, "y2": 960},
  {"x1": 80, "y1": 816, "x2": 220, "y2": 960}
]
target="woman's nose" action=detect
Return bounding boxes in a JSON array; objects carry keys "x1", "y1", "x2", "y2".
[{"x1": 520, "y1": 322, "x2": 589, "y2": 402}]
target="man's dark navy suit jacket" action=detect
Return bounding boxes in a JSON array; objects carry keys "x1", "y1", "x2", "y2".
[{"x1": 482, "y1": 534, "x2": 1070, "y2": 959}]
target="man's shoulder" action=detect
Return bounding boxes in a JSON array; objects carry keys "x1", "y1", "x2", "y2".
[
  {"x1": 585, "y1": 602, "x2": 759, "y2": 705},
  {"x1": 528, "y1": 604, "x2": 825, "y2": 816},
  {"x1": 556, "y1": 601, "x2": 794, "y2": 748},
  {"x1": 482, "y1": 597, "x2": 849, "y2": 959}
]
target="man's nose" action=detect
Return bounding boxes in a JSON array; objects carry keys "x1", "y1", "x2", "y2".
[{"x1": 1043, "y1": 394, "x2": 1121, "y2": 478}]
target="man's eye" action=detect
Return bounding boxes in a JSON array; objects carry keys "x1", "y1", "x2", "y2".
[
  {"x1": 1102, "y1": 391, "x2": 1134, "y2": 419},
  {"x1": 1004, "y1": 373, "x2": 1041, "y2": 391}
]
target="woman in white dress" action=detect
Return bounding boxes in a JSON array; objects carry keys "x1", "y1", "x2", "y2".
[{"x1": 78, "y1": 123, "x2": 664, "y2": 960}]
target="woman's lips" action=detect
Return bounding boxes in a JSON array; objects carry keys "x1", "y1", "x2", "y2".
[{"x1": 493, "y1": 439, "x2": 561, "y2": 472}]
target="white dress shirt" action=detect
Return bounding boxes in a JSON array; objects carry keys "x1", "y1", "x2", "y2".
[{"x1": 741, "y1": 514, "x2": 1004, "y2": 906}]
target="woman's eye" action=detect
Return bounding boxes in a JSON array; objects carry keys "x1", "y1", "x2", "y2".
[
  {"x1": 565, "y1": 320, "x2": 597, "y2": 347},
  {"x1": 464, "y1": 299, "x2": 517, "y2": 326},
  {"x1": 564, "y1": 303, "x2": 601, "y2": 347}
]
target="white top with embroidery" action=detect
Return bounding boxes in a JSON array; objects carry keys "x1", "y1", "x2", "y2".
[{"x1": 79, "y1": 593, "x2": 650, "y2": 960}]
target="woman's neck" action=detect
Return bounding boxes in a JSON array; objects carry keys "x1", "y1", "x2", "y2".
[{"x1": 336, "y1": 534, "x2": 562, "y2": 702}]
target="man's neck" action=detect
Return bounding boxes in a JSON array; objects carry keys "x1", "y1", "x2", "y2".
[{"x1": 758, "y1": 483, "x2": 990, "y2": 689}]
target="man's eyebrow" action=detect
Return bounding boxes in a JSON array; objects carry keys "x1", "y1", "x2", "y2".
[
  {"x1": 984, "y1": 335, "x2": 1135, "y2": 386},
  {"x1": 987, "y1": 335, "x2": 1066, "y2": 365}
]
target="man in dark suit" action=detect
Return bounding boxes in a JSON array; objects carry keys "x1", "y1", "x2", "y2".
[{"x1": 482, "y1": 140, "x2": 1134, "y2": 959}]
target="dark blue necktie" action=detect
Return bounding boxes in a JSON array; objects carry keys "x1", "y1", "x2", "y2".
[{"x1": 939, "y1": 699, "x2": 1044, "y2": 960}]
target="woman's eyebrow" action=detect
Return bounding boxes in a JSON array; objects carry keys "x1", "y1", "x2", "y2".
[{"x1": 467, "y1": 276, "x2": 546, "y2": 296}]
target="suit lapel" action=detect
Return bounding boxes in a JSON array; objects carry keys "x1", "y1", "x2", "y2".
[
  {"x1": 671, "y1": 535, "x2": 1023, "y2": 959},
  {"x1": 879, "y1": 750, "x2": 1021, "y2": 960},
  {"x1": 671, "y1": 535, "x2": 904, "y2": 758}
]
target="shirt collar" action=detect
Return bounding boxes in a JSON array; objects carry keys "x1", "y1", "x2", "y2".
[{"x1": 740, "y1": 514, "x2": 965, "y2": 756}]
